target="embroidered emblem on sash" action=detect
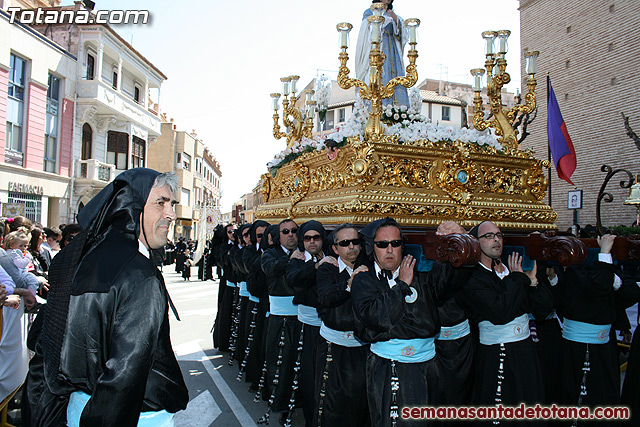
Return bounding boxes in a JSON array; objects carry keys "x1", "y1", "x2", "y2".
[{"x1": 401, "y1": 346, "x2": 416, "y2": 357}]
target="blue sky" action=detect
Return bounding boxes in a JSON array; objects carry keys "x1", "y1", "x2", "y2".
[{"x1": 61, "y1": 0, "x2": 523, "y2": 212}]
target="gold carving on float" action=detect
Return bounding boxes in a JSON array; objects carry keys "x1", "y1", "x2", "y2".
[
  {"x1": 255, "y1": 25, "x2": 557, "y2": 231},
  {"x1": 438, "y1": 147, "x2": 481, "y2": 205}
]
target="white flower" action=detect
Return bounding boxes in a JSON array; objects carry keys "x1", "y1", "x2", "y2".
[{"x1": 393, "y1": 113, "x2": 399, "y2": 120}]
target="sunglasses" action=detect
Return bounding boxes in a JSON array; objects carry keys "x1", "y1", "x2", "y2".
[
  {"x1": 281, "y1": 228, "x2": 298, "y2": 235},
  {"x1": 227, "y1": 230, "x2": 234, "y2": 234},
  {"x1": 336, "y1": 238, "x2": 361, "y2": 247},
  {"x1": 303, "y1": 234, "x2": 322, "y2": 242},
  {"x1": 257, "y1": 233, "x2": 263, "y2": 239},
  {"x1": 243, "y1": 232, "x2": 250, "y2": 237},
  {"x1": 478, "y1": 232, "x2": 504, "y2": 240},
  {"x1": 373, "y1": 239, "x2": 403, "y2": 249}
]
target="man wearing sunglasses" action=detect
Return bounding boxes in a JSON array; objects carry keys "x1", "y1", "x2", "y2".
[
  {"x1": 237, "y1": 220, "x2": 270, "y2": 386},
  {"x1": 260, "y1": 219, "x2": 301, "y2": 424},
  {"x1": 228, "y1": 223, "x2": 252, "y2": 364},
  {"x1": 315, "y1": 223, "x2": 370, "y2": 426},
  {"x1": 212, "y1": 223, "x2": 238, "y2": 351},
  {"x1": 458, "y1": 221, "x2": 552, "y2": 425},
  {"x1": 285, "y1": 220, "x2": 327, "y2": 426},
  {"x1": 351, "y1": 217, "x2": 470, "y2": 427}
]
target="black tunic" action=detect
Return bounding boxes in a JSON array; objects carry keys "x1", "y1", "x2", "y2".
[
  {"x1": 287, "y1": 256, "x2": 322, "y2": 426},
  {"x1": 556, "y1": 260, "x2": 632, "y2": 425},
  {"x1": 261, "y1": 246, "x2": 300, "y2": 412},
  {"x1": 458, "y1": 264, "x2": 552, "y2": 426},
  {"x1": 351, "y1": 262, "x2": 460, "y2": 427},
  {"x1": 212, "y1": 241, "x2": 236, "y2": 351},
  {"x1": 316, "y1": 262, "x2": 370, "y2": 427}
]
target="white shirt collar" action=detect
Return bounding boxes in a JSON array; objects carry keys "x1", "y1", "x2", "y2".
[
  {"x1": 228, "y1": 239, "x2": 234, "y2": 245},
  {"x1": 478, "y1": 261, "x2": 509, "y2": 279},
  {"x1": 374, "y1": 262, "x2": 400, "y2": 288},
  {"x1": 281, "y1": 244, "x2": 291, "y2": 255},
  {"x1": 338, "y1": 257, "x2": 354, "y2": 276},
  {"x1": 138, "y1": 240, "x2": 150, "y2": 259}
]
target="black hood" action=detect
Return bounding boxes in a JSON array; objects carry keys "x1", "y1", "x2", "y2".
[
  {"x1": 235, "y1": 223, "x2": 252, "y2": 245},
  {"x1": 250, "y1": 220, "x2": 271, "y2": 246},
  {"x1": 359, "y1": 217, "x2": 403, "y2": 257},
  {"x1": 296, "y1": 220, "x2": 327, "y2": 252},
  {"x1": 77, "y1": 168, "x2": 160, "y2": 242},
  {"x1": 261, "y1": 224, "x2": 278, "y2": 252}
]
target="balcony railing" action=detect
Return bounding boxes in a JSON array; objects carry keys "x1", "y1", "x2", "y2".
[{"x1": 76, "y1": 159, "x2": 115, "y2": 183}]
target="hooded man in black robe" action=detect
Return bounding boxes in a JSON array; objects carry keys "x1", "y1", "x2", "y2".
[
  {"x1": 26, "y1": 168, "x2": 188, "y2": 427},
  {"x1": 260, "y1": 219, "x2": 301, "y2": 424},
  {"x1": 315, "y1": 222, "x2": 370, "y2": 427},
  {"x1": 286, "y1": 220, "x2": 327, "y2": 426},
  {"x1": 350, "y1": 217, "x2": 469, "y2": 427},
  {"x1": 237, "y1": 220, "x2": 270, "y2": 386},
  {"x1": 212, "y1": 223, "x2": 238, "y2": 351},
  {"x1": 457, "y1": 221, "x2": 552, "y2": 426},
  {"x1": 555, "y1": 234, "x2": 636, "y2": 426}
]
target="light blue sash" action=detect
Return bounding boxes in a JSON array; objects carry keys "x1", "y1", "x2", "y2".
[
  {"x1": 268, "y1": 295, "x2": 297, "y2": 316},
  {"x1": 370, "y1": 337, "x2": 436, "y2": 363},
  {"x1": 297, "y1": 304, "x2": 322, "y2": 327},
  {"x1": 249, "y1": 294, "x2": 260, "y2": 303},
  {"x1": 478, "y1": 313, "x2": 530, "y2": 345},
  {"x1": 67, "y1": 391, "x2": 174, "y2": 427},
  {"x1": 238, "y1": 281, "x2": 250, "y2": 297},
  {"x1": 436, "y1": 319, "x2": 471, "y2": 341},
  {"x1": 562, "y1": 318, "x2": 611, "y2": 344},
  {"x1": 320, "y1": 322, "x2": 365, "y2": 347},
  {"x1": 226, "y1": 281, "x2": 236, "y2": 288}
]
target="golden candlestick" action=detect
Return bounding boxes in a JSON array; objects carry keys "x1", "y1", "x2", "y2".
[
  {"x1": 272, "y1": 76, "x2": 315, "y2": 148},
  {"x1": 336, "y1": 18, "x2": 420, "y2": 141},
  {"x1": 471, "y1": 29, "x2": 539, "y2": 152}
]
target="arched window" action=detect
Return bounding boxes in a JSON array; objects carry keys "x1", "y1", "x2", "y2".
[{"x1": 81, "y1": 123, "x2": 92, "y2": 160}]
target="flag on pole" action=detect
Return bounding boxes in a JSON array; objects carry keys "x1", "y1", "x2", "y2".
[{"x1": 547, "y1": 75, "x2": 577, "y2": 185}]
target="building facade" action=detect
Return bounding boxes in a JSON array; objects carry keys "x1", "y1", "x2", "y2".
[
  {"x1": 519, "y1": 0, "x2": 640, "y2": 229},
  {"x1": 0, "y1": 5, "x2": 75, "y2": 226},
  {"x1": 0, "y1": 1, "x2": 166, "y2": 227}
]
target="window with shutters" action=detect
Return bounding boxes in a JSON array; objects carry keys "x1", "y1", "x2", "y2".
[
  {"x1": 107, "y1": 130, "x2": 129, "y2": 170},
  {"x1": 131, "y1": 136, "x2": 145, "y2": 168}
]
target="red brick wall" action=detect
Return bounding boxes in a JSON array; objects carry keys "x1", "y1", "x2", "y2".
[
  {"x1": 59, "y1": 98, "x2": 74, "y2": 177},
  {"x1": 0, "y1": 67, "x2": 8, "y2": 160},
  {"x1": 519, "y1": 0, "x2": 640, "y2": 230},
  {"x1": 24, "y1": 81, "x2": 47, "y2": 170}
]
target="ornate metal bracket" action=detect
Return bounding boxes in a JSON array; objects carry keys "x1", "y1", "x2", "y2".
[{"x1": 596, "y1": 165, "x2": 634, "y2": 235}]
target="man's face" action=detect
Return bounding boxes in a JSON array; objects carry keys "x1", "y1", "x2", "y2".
[
  {"x1": 303, "y1": 229, "x2": 323, "y2": 256},
  {"x1": 140, "y1": 185, "x2": 178, "y2": 249},
  {"x1": 332, "y1": 227, "x2": 360, "y2": 265},
  {"x1": 477, "y1": 221, "x2": 503, "y2": 259},
  {"x1": 373, "y1": 225, "x2": 402, "y2": 271},
  {"x1": 255, "y1": 226, "x2": 267, "y2": 245},
  {"x1": 226, "y1": 225, "x2": 236, "y2": 242},
  {"x1": 242, "y1": 227, "x2": 252, "y2": 246},
  {"x1": 280, "y1": 221, "x2": 298, "y2": 251}
]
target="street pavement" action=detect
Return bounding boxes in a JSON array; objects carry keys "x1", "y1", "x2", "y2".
[{"x1": 165, "y1": 266, "x2": 305, "y2": 427}]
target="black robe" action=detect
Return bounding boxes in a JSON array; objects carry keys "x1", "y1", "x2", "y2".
[
  {"x1": 351, "y1": 262, "x2": 462, "y2": 427},
  {"x1": 316, "y1": 262, "x2": 370, "y2": 427},
  {"x1": 241, "y1": 245, "x2": 268, "y2": 386},
  {"x1": 458, "y1": 264, "x2": 552, "y2": 426},
  {"x1": 212, "y1": 241, "x2": 236, "y2": 351},
  {"x1": 27, "y1": 229, "x2": 188, "y2": 427},
  {"x1": 230, "y1": 245, "x2": 249, "y2": 362},
  {"x1": 262, "y1": 246, "x2": 300, "y2": 413},
  {"x1": 556, "y1": 261, "x2": 634, "y2": 426},
  {"x1": 287, "y1": 257, "x2": 322, "y2": 426}
]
